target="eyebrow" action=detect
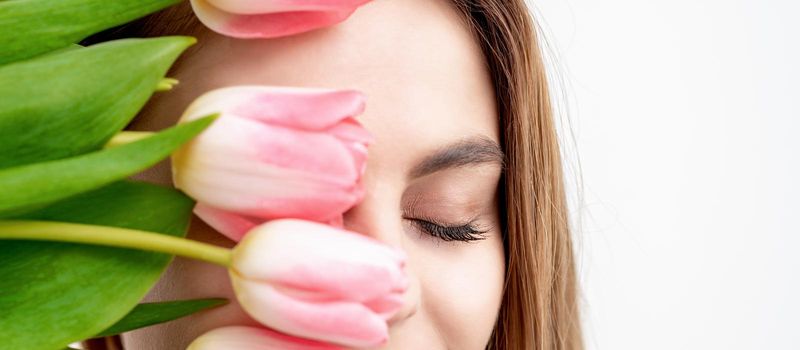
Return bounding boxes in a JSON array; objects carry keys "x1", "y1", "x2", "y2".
[{"x1": 409, "y1": 136, "x2": 506, "y2": 179}]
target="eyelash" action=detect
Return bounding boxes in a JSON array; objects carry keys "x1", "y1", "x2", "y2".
[{"x1": 406, "y1": 217, "x2": 488, "y2": 242}]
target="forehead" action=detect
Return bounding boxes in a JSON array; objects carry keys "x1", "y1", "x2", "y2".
[{"x1": 186, "y1": 0, "x2": 498, "y2": 174}]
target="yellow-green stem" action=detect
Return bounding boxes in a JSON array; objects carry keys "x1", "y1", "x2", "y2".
[
  {"x1": 156, "y1": 77, "x2": 179, "y2": 91},
  {"x1": 0, "y1": 220, "x2": 232, "y2": 267}
]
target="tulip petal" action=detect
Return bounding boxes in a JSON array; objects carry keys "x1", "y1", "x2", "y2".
[
  {"x1": 328, "y1": 118, "x2": 373, "y2": 176},
  {"x1": 224, "y1": 9, "x2": 356, "y2": 39},
  {"x1": 232, "y1": 220, "x2": 408, "y2": 302},
  {"x1": 177, "y1": 162, "x2": 361, "y2": 223},
  {"x1": 326, "y1": 215, "x2": 344, "y2": 228},
  {"x1": 363, "y1": 292, "x2": 406, "y2": 320},
  {"x1": 191, "y1": 0, "x2": 359, "y2": 39},
  {"x1": 172, "y1": 86, "x2": 372, "y2": 235},
  {"x1": 188, "y1": 326, "x2": 344, "y2": 350},
  {"x1": 181, "y1": 85, "x2": 367, "y2": 131},
  {"x1": 231, "y1": 277, "x2": 389, "y2": 348},
  {"x1": 205, "y1": 0, "x2": 371, "y2": 14},
  {"x1": 173, "y1": 115, "x2": 364, "y2": 222},
  {"x1": 249, "y1": 120, "x2": 361, "y2": 178},
  {"x1": 176, "y1": 114, "x2": 360, "y2": 183},
  {"x1": 327, "y1": 117, "x2": 374, "y2": 145},
  {"x1": 193, "y1": 203, "x2": 260, "y2": 241}
]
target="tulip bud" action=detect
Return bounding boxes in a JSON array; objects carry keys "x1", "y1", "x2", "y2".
[
  {"x1": 172, "y1": 86, "x2": 372, "y2": 241},
  {"x1": 229, "y1": 219, "x2": 408, "y2": 348},
  {"x1": 188, "y1": 326, "x2": 344, "y2": 350},
  {"x1": 190, "y1": 0, "x2": 372, "y2": 39}
]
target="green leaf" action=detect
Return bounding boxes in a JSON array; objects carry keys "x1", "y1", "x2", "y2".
[
  {"x1": 0, "y1": 115, "x2": 216, "y2": 218},
  {"x1": 0, "y1": 37, "x2": 195, "y2": 169},
  {"x1": 0, "y1": 0, "x2": 180, "y2": 65},
  {"x1": 0, "y1": 181, "x2": 195, "y2": 350},
  {"x1": 94, "y1": 298, "x2": 228, "y2": 338}
]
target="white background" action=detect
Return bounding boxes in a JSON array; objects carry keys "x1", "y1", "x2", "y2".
[{"x1": 529, "y1": 0, "x2": 800, "y2": 349}]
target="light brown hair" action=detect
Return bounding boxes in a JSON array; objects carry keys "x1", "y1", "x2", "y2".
[
  {"x1": 450, "y1": 1, "x2": 583, "y2": 348},
  {"x1": 83, "y1": 1, "x2": 582, "y2": 349}
]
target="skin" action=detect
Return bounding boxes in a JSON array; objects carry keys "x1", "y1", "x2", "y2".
[{"x1": 123, "y1": 0, "x2": 505, "y2": 348}]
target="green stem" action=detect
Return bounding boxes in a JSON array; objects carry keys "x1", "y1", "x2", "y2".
[{"x1": 0, "y1": 220, "x2": 232, "y2": 267}]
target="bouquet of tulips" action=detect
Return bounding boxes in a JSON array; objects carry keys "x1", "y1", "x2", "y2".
[{"x1": 0, "y1": 0, "x2": 406, "y2": 349}]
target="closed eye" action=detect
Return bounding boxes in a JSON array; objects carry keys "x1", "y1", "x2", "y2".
[{"x1": 405, "y1": 217, "x2": 487, "y2": 242}]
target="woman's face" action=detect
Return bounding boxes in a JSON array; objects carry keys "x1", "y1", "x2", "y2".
[{"x1": 124, "y1": 0, "x2": 505, "y2": 349}]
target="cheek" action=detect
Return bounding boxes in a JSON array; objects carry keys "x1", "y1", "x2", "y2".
[{"x1": 413, "y1": 235, "x2": 505, "y2": 347}]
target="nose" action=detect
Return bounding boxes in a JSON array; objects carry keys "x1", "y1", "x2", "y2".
[
  {"x1": 342, "y1": 180, "x2": 401, "y2": 244},
  {"x1": 342, "y1": 184, "x2": 420, "y2": 327}
]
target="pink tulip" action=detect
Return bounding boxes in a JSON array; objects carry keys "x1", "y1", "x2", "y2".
[
  {"x1": 171, "y1": 86, "x2": 372, "y2": 241},
  {"x1": 188, "y1": 326, "x2": 344, "y2": 350},
  {"x1": 190, "y1": 0, "x2": 372, "y2": 39},
  {"x1": 229, "y1": 219, "x2": 408, "y2": 348}
]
